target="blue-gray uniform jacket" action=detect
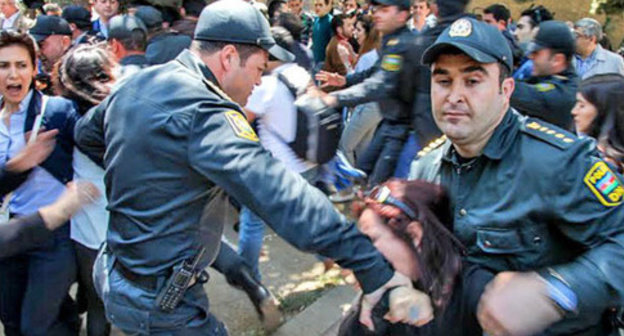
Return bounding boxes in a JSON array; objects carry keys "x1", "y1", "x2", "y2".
[
  {"x1": 511, "y1": 66, "x2": 579, "y2": 131},
  {"x1": 410, "y1": 109, "x2": 624, "y2": 333},
  {"x1": 331, "y1": 26, "x2": 422, "y2": 127},
  {"x1": 74, "y1": 49, "x2": 393, "y2": 294}
]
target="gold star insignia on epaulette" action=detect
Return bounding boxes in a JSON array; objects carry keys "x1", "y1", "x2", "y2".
[
  {"x1": 204, "y1": 78, "x2": 240, "y2": 108},
  {"x1": 417, "y1": 135, "x2": 447, "y2": 157},
  {"x1": 386, "y1": 38, "x2": 399, "y2": 46},
  {"x1": 525, "y1": 121, "x2": 576, "y2": 144}
]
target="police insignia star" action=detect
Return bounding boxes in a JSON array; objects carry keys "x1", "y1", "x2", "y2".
[
  {"x1": 584, "y1": 161, "x2": 624, "y2": 207},
  {"x1": 224, "y1": 110, "x2": 259, "y2": 142},
  {"x1": 381, "y1": 54, "x2": 402, "y2": 72},
  {"x1": 449, "y1": 19, "x2": 472, "y2": 37}
]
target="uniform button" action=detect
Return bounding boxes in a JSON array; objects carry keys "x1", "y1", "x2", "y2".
[
  {"x1": 459, "y1": 209, "x2": 467, "y2": 216},
  {"x1": 533, "y1": 236, "x2": 542, "y2": 244}
]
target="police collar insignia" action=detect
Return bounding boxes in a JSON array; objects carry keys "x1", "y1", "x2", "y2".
[
  {"x1": 449, "y1": 18, "x2": 472, "y2": 38},
  {"x1": 584, "y1": 161, "x2": 624, "y2": 207},
  {"x1": 225, "y1": 110, "x2": 259, "y2": 142}
]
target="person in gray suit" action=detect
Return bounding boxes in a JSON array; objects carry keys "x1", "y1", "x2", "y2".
[
  {"x1": 0, "y1": 0, "x2": 33, "y2": 30},
  {"x1": 573, "y1": 18, "x2": 624, "y2": 79}
]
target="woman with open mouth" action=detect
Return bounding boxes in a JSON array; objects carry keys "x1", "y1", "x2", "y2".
[{"x1": 0, "y1": 29, "x2": 81, "y2": 335}]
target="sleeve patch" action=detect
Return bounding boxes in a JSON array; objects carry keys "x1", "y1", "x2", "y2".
[
  {"x1": 224, "y1": 110, "x2": 259, "y2": 142},
  {"x1": 381, "y1": 54, "x2": 402, "y2": 72},
  {"x1": 584, "y1": 161, "x2": 624, "y2": 207},
  {"x1": 534, "y1": 83, "x2": 555, "y2": 92}
]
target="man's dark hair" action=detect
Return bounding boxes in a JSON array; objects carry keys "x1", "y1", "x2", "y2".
[
  {"x1": 484, "y1": 4, "x2": 510, "y2": 25},
  {"x1": 183, "y1": 0, "x2": 205, "y2": 18},
  {"x1": 191, "y1": 40, "x2": 262, "y2": 66},
  {"x1": 275, "y1": 12, "x2": 304, "y2": 42},
  {"x1": 115, "y1": 29, "x2": 147, "y2": 52},
  {"x1": 268, "y1": 0, "x2": 287, "y2": 21},
  {"x1": 331, "y1": 13, "x2": 348, "y2": 35},
  {"x1": 520, "y1": 5, "x2": 553, "y2": 28},
  {"x1": 435, "y1": 0, "x2": 469, "y2": 18},
  {"x1": 269, "y1": 26, "x2": 294, "y2": 61}
]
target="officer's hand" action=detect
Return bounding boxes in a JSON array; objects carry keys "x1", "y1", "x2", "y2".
[
  {"x1": 360, "y1": 272, "x2": 425, "y2": 331},
  {"x1": 315, "y1": 70, "x2": 346, "y2": 88},
  {"x1": 385, "y1": 286, "x2": 434, "y2": 326},
  {"x1": 477, "y1": 272, "x2": 563, "y2": 336}
]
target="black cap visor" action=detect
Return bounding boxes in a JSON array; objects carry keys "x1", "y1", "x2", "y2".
[
  {"x1": 254, "y1": 37, "x2": 294, "y2": 62},
  {"x1": 525, "y1": 41, "x2": 547, "y2": 55},
  {"x1": 31, "y1": 33, "x2": 49, "y2": 43},
  {"x1": 422, "y1": 42, "x2": 499, "y2": 68}
]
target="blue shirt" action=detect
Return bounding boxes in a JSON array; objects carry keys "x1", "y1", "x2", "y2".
[
  {"x1": 0, "y1": 91, "x2": 65, "y2": 216},
  {"x1": 574, "y1": 48, "x2": 598, "y2": 78},
  {"x1": 312, "y1": 14, "x2": 333, "y2": 63}
]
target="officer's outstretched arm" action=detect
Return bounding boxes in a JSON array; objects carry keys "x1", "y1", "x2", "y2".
[
  {"x1": 330, "y1": 60, "x2": 402, "y2": 109},
  {"x1": 188, "y1": 108, "x2": 396, "y2": 292},
  {"x1": 510, "y1": 81, "x2": 573, "y2": 129}
]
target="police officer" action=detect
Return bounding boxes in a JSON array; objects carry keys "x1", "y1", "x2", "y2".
[
  {"x1": 315, "y1": 0, "x2": 440, "y2": 186},
  {"x1": 75, "y1": 1, "x2": 423, "y2": 334},
  {"x1": 411, "y1": 17, "x2": 624, "y2": 335},
  {"x1": 134, "y1": 5, "x2": 192, "y2": 65},
  {"x1": 511, "y1": 20, "x2": 579, "y2": 131}
]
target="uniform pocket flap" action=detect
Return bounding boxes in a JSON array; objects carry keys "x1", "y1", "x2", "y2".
[{"x1": 476, "y1": 229, "x2": 528, "y2": 254}]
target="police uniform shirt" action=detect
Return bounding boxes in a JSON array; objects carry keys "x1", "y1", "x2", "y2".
[
  {"x1": 510, "y1": 66, "x2": 579, "y2": 131},
  {"x1": 75, "y1": 49, "x2": 393, "y2": 293},
  {"x1": 410, "y1": 110, "x2": 624, "y2": 330}
]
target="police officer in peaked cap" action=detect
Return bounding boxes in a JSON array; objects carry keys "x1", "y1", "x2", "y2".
[
  {"x1": 315, "y1": 0, "x2": 442, "y2": 186},
  {"x1": 75, "y1": 0, "x2": 427, "y2": 333},
  {"x1": 410, "y1": 17, "x2": 624, "y2": 335}
]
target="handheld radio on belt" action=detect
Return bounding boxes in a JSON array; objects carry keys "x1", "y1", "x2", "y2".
[{"x1": 156, "y1": 247, "x2": 206, "y2": 312}]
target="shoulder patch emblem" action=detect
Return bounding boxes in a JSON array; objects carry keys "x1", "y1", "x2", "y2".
[
  {"x1": 449, "y1": 18, "x2": 472, "y2": 37},
  {"x1": 418, "y1": 135, "x2": 447, "y2": 157},
  {"x1": 381, "y1": 54, "x2": 402, "y2": 72},
  {"x1": 386, "y1": 38, "x2": 399, "y2": 46},
  {"x1": 224, "y1": 110, "x2": 259, "y2": 142},
  {"x1": 584, "y1": 161, "x2": 624, "y2": 207},
  {"x1": 534, "y1": 83, "x2": 555, "y2": 92}
]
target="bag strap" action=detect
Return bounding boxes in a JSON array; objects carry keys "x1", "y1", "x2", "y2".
[{"x1": 0, "y1": 94, "x2": 49, "y2": 216}]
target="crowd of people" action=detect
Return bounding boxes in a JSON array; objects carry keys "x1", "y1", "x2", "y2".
[{"x1": 1, "y1": 0, "x2": 624, "y2": 335}]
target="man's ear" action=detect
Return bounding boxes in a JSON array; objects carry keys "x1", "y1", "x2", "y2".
[
  {"x1": 501, "y1": 76, "x2": 515, "y2": 100},
  {"x1": 220, "y1": 44, "x2": 239, "y2": 72}
]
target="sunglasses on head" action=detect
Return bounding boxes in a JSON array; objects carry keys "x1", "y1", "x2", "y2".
[{"x1": 364, "y1": 185, "x2": 417, "y2": 220}]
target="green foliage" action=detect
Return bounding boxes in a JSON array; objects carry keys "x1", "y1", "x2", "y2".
[{"x1": 597, "y1": 0, "x2": 624, "y2": 15}]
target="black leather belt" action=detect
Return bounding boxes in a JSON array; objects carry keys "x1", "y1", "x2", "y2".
[{"x1": 113, "y1": 261, "x2": 167, "y2": 292}]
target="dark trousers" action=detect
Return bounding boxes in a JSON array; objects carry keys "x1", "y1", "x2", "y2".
[
  {"x1": 74, "y1": 241, "x2": 111, "y2": 336},
  {"x1": 0, "y1": 225, "x2": 79, "y2": 336},
  {"x1": 357, "y1": 121, "x2": 410, "y2": 186}
]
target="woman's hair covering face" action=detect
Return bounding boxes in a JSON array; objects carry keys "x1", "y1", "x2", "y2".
[
  {"x1": 54, "y1": 43, "x2": 117, "y2": 110},
  {"x1": 356, "y1": 179, "x2": 463, "y2": 310}
]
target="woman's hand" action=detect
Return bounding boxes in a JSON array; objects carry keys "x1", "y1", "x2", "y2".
[{"x1": 315, "y1": 70, "x2": 346, "y2": 88}]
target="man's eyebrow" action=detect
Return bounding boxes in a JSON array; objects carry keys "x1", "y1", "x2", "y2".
[
  {"x1": 461, "y1": 65, "x2": 488, "y2": 75},
  {"x1": 432, "y1": 68, "x2": 449, "y2": 76}
]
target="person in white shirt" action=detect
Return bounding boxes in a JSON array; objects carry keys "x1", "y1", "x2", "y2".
[{"x1": 239, "y1": 27, "x2": 320, "y2": 280}]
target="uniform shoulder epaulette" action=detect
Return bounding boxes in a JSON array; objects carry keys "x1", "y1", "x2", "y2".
[
  {"x1": 552, "y1": 74, "x2": 569, "y2": 81},
  {"x1": 417, "y1": 135, "x2": 447, "y2": 158},
  {"x1": 521, "y1": 119, "x2": 577, "y2": 150},
  {"x1": 203, "y1": 77, "x2": 241, "y2": 109}
]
